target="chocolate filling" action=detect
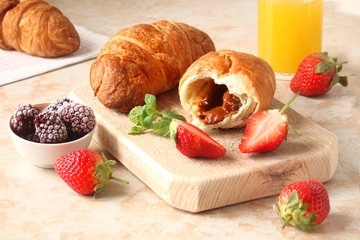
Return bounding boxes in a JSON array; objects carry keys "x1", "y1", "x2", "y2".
[{"x1": 193, "y1": 83, "x2": 241, "y2": 124}]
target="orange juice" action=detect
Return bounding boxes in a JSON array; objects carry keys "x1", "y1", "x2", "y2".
[{"x1": 258, "y1": 0, "x2": 323, "y2": 75}]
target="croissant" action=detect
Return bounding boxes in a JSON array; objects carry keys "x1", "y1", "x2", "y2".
[
  {"x1": 179, "y1": 50, "x2": 276, "y2": 130},
  {"x1": 0, "y1": 0, "x2": 80, "y2": 57},
  {"x1": 90, "y1": 20, "x2": 216, "y2": 112},
  {"x1": 0, "y1": 0, "x2": 17, "y2": 49}
]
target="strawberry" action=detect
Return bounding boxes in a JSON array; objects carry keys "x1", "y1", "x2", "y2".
[
  {"x1": 239, "y1": 93, "x2": 300, "y2": 153},
  {"x1": 54, "y1": 149, "x2": 128, "y2": 195},
  {"x1": 169, "y1": 119, "x2": 226, "y2": 158},
  {"x1": 290, "y1": 52, "x2": 348, "y2": 96},
  {"x1": 129, "y1": 94, "x2": 226, "y2": 159},
  {"x1": 274, "y1": 179, "x2": 330, "y2": 231}
]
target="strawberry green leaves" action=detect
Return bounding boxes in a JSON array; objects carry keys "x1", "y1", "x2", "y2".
[
  {"x1": 274, "y1": 179, "x2": 330, "y2": 231},
  {"x1": 93, "y1": 153, "x2": 129, "y2": 196},
  {"x1": 54, "y1": 149, "x2": 128, "y2": 196},
  {"x1": 314, "y1": 52, "x2": 335, "y2": 74},
  {"x1": 128, "y1": 94, "x2": 186, "y2": 136},
  {"x1": 274, "y1": 191, "x2": 317, "y2": 231},
  {"x1": 291, "y1": 52, "x2": 348, "y2": 96},
  {"x1": 314, "y1": 52, "x2": 348, "y2": 88}
]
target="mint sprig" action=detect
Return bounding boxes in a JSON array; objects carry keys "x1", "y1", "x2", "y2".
[{"x1": 128, "y1": 94, "x2": 186, "y2": 136}]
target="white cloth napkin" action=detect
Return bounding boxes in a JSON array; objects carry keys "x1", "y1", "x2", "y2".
[{"x1": 0, "y1": 25, "x2": 109, "y2": 86}]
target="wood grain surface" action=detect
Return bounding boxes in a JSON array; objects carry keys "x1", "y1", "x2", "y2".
[{"x1": 70, "y1": 83, "x2": 338, "y2": 212}]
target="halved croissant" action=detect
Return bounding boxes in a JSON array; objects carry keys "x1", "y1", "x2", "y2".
[
  {"x1": 179, "y1": 50, "x2": 276, "y2": 130},
  {"x1": 90, "y1": 20, "x2": 216, "y2": 112},
  {"x1": 0, "y1": 0, "x2": 80, "y2": 57}
]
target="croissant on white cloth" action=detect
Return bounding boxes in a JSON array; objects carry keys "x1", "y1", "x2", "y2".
[{"x1": 0, "y1": 0, "x2": 80, "y2": 57}]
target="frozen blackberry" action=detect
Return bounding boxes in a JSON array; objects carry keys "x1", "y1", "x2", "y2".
[
  {"x1": 59, "y1": 102, "x2": 96, "y2": 134},
  {"x1": 34, "y1": 111, "x2": 68, "y2": 143},
  {"x1": 43, "y1": 97, "x2": 73, "y2": 112},
  {"x1": 25, "y1": 133, "x2": 40, "y2": 143},
  {"x1": 10, "y1": 104, "x2": 40, "y2": 136}
]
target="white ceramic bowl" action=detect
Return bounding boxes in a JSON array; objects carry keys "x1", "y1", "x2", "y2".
[{"x1": 8, "y1": 103, "x2": 95, "y2": 168}]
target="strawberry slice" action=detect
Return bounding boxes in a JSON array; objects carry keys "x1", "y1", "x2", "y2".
[
  {"x1": 239, "y1": 93, "x2": 300, "y2": 153},
  {"x1": 170, "y1": 119, "x2": 226, "y2": 158},
  {"x1": 239, "y1": 110, "x2": 287, "y2": 153}
]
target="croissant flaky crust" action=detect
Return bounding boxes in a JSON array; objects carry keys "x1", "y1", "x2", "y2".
[
  {"x1": 179, "y1": 50, "x2": 276, "y2": 130},
  {"x1": 0, "y1": 0, "x2": 80, "y2": 57},
  {"x1": 90, "y1": 20, "x2": 215, "y2": 112}
]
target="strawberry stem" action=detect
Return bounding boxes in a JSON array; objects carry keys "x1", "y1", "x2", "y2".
[
  {"x1": 110, "y1": 176, "x2": 129, "y2": 184},
  {"x1": 280, "y1": 93, "x2": 300, "y2": 114},
  {"x1": 282, "y1": 216, "x2": 293, "y2": 229},
  {"x1": 335, "y1": 61, "x2": 347, "y2": 66},
  {"x1": 288, "y1": 123, "x2": 302, "y2": 136}
]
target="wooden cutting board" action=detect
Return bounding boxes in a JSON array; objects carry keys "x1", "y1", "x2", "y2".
[{"x1": 70, "y1": 83, "x2": 338, "y2": 212}]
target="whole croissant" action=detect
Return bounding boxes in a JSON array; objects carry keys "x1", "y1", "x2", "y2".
[
  {"x1": 90, "y1": 20, "x2": 216, "y2": 112},
  {"x1": 0, "y1": 0, "x2": 80, "y2": 57}
]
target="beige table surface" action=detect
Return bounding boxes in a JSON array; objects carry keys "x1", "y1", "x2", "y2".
[{"x1": 1, "y1": 0, "x2": 359, "y2": 239}]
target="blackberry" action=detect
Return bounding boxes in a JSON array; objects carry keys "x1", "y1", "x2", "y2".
[
  {"x1": 25, "y1": 133, "x2": 40, "y2": 143},
  {"x1": 10, "y1": 104, "x2": 40, "y2": 136},
  {"x1": 34, "y1": 111, "x2": 68, "y2": 143},
  {"x1": 59, "y1": 102, "x2": 96, "y2": 134},
  {"x1": 43, "y1": 97, "x2": 73, "y2": 112}
]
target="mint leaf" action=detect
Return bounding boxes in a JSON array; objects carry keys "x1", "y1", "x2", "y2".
[
  {"x1": 138, "y1": 106, "x2": 150, "y2": 125},
  {"x1": 153, "y1": 120, "x2": 171, "y2": 136},
  {"x1": 144, "y1": 115, "x2": 157, "y2": 128},
  {"x1": 145, "y1": 94, "x2": 156, "y2": 106},
  {"x1": 128, "y1": 94, "x2": 185, "y2": 137},
  {"x1": 129, "y1": 125, "x2": 148, "y2": 134},
  {"x1": 129, "y1": 106, "x2": 144, "y2": 124},
  {"x1": 145, "y1": 94, "x2": 157, "y2": 113},
  {"x1": 162, "y1": 109, "x2": 186, "y2": 121}
]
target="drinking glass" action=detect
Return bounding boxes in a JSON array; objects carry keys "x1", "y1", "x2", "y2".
[{"x1": 257, "y1": 0, "x2": 323, "y2": 80}]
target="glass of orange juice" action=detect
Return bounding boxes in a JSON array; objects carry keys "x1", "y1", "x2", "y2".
[{"x1": 257, "y1": 0, "x2": 323, "y2": 80}]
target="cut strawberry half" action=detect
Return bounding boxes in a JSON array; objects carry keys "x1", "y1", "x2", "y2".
[
  {"x1": 239, "y1": 93, "x2": 300, "y2": 153},
  {"x1": 169, "y1": 119, "x2": 226, "y2": 158},
  {"x1": 239, "y1": 110, "x2": 287, "y2": 153}
]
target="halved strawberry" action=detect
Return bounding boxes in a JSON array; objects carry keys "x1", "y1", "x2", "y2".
[
  {"x1": 239, "y1": 93, "x2": 300, "y2": 153},
  {"x1": 129, "y1": 94, "x2": 226, "y2": 159},
  {"x1": 169, "y1": 119, "x2": 226, "y2": 158}
]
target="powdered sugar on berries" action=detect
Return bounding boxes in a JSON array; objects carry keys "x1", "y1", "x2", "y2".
[{"x1": 59, "y1": 102, "x2": 96, "y2": 135}]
